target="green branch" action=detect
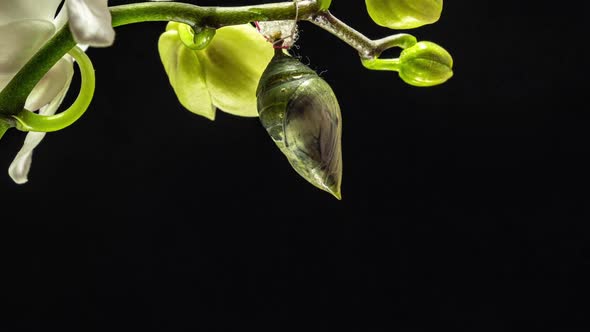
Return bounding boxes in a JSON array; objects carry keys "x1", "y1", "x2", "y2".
[
  {"x1": 0, "y1": 1, "x2": 321, "y2": 117},
  {"x1": 0, "y1": 1, "x2": 415, "y2": 120},
  {"x1": 308, "y1": 11, "x2": 416, "y2": 58},
  {"x1": 109, "y1": 1, "x2": 320, "y2": 28}
]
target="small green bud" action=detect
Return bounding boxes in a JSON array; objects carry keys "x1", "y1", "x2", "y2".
[
  {"x1": 398, "y1": 41, "x2": 453, "y2": 87},
  {"x1": 317, "y1": 0, "x2": 332, "y2": 10},
  {"x1": 366, "y1": 0, "x2": 443, "y2": 29},
  {"x1": 178, "y1": 24, "x2": 216, "y2": 50}
]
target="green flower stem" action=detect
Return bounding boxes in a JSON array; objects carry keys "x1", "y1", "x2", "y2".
[
  {"x1": 109, "y1": 1, "x2": 320, "y2": 28},
  {"x1": 0, "y1": 1, "x2": 397, "y2": 118},
  {"x1": 308, "y1": 11, "x2": 416, "y2": 58},
  {"x1": 12, "y1": 46, "x2": 94, "y2": 132},
  {"x1": 372, "y1": 34, "x2": 418, "y2": 54},
  {"x1": 0, "y1": 1, "x2": 322, "y2": 117},
  {"x1": 361, "y1": 58, "x2": 401, "y2": 71}
]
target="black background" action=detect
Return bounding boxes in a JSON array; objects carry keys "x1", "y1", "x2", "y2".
[{"x1": 1, "y1": 1, "x2": 588, "y2": 331}]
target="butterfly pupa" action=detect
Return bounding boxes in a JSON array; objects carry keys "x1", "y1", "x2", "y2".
[{"x1": 256, "y1": 49, "x2": 343, "y2": 199}]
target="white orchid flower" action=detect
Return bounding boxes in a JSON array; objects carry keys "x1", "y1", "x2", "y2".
[{"x1": 0, "y1": 0, "x2": 114, "y2": 184}]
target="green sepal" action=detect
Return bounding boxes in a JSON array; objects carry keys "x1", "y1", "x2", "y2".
[
  {"x1": 0, "y1": 117, "x2": 13, "y2": 141},
  {"x1": 158, "y1": 23, "x2": 274, "y2": 119},
  {"x1": 197, "y1": 24, "x2": 274, "y2": 118},
  {"x1": 158, "y1": 28, "x2": 215, "y2": 119},
  {"x1": 317, "y1": 0, "x2": 332, "y2": 10}
]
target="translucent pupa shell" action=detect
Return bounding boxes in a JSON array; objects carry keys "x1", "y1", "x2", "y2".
[{"x1": 256, "y1": 50, "x2": 343, "y2": 199}]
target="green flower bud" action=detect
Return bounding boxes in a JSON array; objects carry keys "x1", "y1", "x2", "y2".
[
  {"x1": 366, "y1": 0, "x2": 443, "y2": 29},
  {"x1": 398, "y1": 41, "x2": 453, "y2": 87}
]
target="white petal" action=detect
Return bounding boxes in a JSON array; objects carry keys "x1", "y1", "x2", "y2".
[
  {"x1": 8, "y1": 59, "x2": 74, "y2": 184},
  {"x1": 66, "y1": 0, "x2": 114, "y2": 47},
  {"x1": 0, "y1": 0, "x2": 62, "y2": 23},
  {"x1": 8, "y1": 128, "x2": 45, "y2": 184},
  {"x1": 0, "y1": 19, "x2": 55, "y2": 82},
  {"x1": 25, "y1": 56, "x2": 74, "y2": 111}
]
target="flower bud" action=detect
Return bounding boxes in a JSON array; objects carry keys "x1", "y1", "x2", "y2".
[
  {"x1": 365, "y1": 0, "x2": 443, "y2": 29},
  {"x1": 398, "y1": 41, "x2": 453, "y2": 87}
]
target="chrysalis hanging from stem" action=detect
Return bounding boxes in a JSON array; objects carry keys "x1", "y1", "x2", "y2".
[
  {"x1": 252, "y1": 0, "x2": 343, "y2": 199},
  {"x1": 256, "y1": 49, "x2": 343, "y2": 199}
]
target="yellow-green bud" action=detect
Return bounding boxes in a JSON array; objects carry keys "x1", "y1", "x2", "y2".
[
  {"x1": 365, "y1": 0, "x2": 443, "y2": 29},
  {"x1": 398, "y1": 41, "x2": 453, "y2": 87}
]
